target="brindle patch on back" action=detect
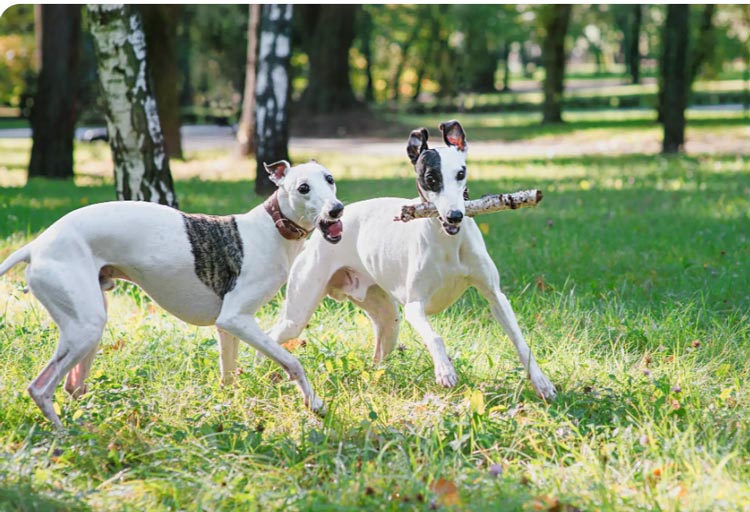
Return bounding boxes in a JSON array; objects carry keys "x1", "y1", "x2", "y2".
[{"x1": 182, "y1": 214, "x2": 244, "y2": 298}]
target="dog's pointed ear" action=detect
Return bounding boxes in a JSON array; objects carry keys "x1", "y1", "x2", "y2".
[
  {"x1": 264, "y1": 160, "x2": 291, "y2": 185},
  {"x1": 439, "y1": 120, "x2": 467, "y2": 153},
  {"x1": 407, "y1": 128, "x2": 429, "y2": 165}
]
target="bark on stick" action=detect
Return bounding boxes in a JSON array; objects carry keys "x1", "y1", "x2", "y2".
[{"x1": 395, "y1": 189, "x2": 543, "y2": 223}]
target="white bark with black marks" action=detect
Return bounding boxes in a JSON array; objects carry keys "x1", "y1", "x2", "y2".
[
  {"x1": 87, "y1": 4, "x2": 177, "y2": 207},
  {"x1": 254, "y1": 4, "x2": 293, "y2": 196}
]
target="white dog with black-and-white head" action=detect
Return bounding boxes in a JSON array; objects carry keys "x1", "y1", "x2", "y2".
[
  {"x1": 254, "y1": 121, "x2": 556, "y2": 411},
  {"x1": 0, "y1": 160, "x2": 342, "y2": 428}
]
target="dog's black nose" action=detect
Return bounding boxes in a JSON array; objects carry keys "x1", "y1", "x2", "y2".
[
  {"x1": 446, "y1": 210, "x2": 463, "y2": 224},
  {"x1": 329, "y1": 203, "x2": 344, "y2": 219}
]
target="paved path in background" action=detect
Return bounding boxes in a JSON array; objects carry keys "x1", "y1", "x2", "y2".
[
  {"x1": 0, "y1": 125, "x2": 632, "y2": 158},
  {"x1": 1, "y1": 111, "x2": 748, "y2": 159}
]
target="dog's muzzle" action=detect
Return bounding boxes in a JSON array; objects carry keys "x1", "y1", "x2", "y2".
[
  {"x1": 441, "y1": 209, "x2": 463, "y2": 236},
  {"x1": 317, "y1": 202, "x2": 344, "y2": 243}
]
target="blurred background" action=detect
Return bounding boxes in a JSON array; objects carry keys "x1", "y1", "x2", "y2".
[{"x1": 0, "y1": 4, "x2": 748, "y2": 196}]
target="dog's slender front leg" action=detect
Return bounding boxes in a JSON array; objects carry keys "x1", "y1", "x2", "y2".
[
  {"x1": 216, "y1": 314, "x2": 325, "y2": 416},
  {"x1": 476, "y1": 283, "x2": 556, "y2": 400},
  {"x1": 403, "y1": 302, "x2": 458, "y2": 387},
  {"x1": 217, "y1": 328, "x2": 241, "y2": 386}
]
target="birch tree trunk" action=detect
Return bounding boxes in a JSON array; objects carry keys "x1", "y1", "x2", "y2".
[
  {"x1": 87, "y1": 4, "x2": 178, "y2": 207},
  {"x1": 237, "y1": 4, "x2": 261, "y2": 157},
  {"x1": 28, "y1": 5, "x2": 81, "y2": 180},
  {"x1": 254, "y1": 4, "x2": 293, "y2": 196}
]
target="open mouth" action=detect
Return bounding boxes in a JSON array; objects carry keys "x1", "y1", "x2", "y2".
[
  {"x1": 440, "y1": 217, "x2": 461, "y2": 236},
  {"x1": 318, "y1": 219, "x2": 343, "y2": 243}
]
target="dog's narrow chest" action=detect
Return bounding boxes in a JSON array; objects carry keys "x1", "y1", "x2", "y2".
[{"x1": 181, "y1": 213, "x2": 244, "y2": 297}]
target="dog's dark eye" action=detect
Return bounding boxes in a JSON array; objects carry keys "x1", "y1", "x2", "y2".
[
  {"x1": 325, "y1": 175, "x2": 334, "y2": 185},
  {"x1": 456, "y1": 169, "x2": 466, "y2": 181},
  {"x1": 426, "y1": 174, "x2": 436, "y2": 186},
  {"x1": 298, "y1": 183, "x2": 310, "y2": 194}
]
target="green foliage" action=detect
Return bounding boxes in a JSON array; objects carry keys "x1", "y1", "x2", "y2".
[
  {"x1": 1, "y1": 115, "x2": 750, "y2": 509},
  {"x1": 0, "y1": 6, "x2": 35, "y2": 109}
]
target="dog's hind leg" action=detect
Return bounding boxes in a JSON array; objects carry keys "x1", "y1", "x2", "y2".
[
  {"x1": 217, "y1": 328, "x2": 241, "y2": 385},
  {"x1": 470, "y1": 258, "x2": 556, "y2": 400},
  {"x1": 26, "y1": 263, "x2": 106, "y2": 428},
  {"x1": 403, "y1": 301, "x2": 458, "y2": 387},
  {"x1": 350, "y1": 285, "x2": 400, "y2": 364},
  {"x1": 64, "y1": 292, "x2": 107, "y2": 398},
  {"x1": 64, "y1": 344, "x2": 99, "y2": 399}
]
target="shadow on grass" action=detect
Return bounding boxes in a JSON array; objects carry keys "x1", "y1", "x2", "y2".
[{"x1": 0, "y1": 483, "x2": 90, "y2": 512}]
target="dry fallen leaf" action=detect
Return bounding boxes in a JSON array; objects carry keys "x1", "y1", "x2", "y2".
[
  {"x1": 281, "y1": 338, "x2": 306, "y2": 351},
  {"x1": 104, "y1": 338, "x2": 126, "y2": 353},
  {"x1": 430, "y1": 477, "x2": 460, "y2": 506}
]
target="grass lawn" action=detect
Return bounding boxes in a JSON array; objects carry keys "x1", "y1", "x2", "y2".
[{"x1": 1, "y1": 119, "x2": 749, "y2": 510}]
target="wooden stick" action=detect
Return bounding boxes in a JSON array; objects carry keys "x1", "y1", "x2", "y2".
[{"x1": 394, "y1": 189, "x2": 543, "y2": 222}]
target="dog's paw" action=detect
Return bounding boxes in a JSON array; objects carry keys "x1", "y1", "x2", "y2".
[
  {"x1": 435, "y1": 364, "x2": 458, "y2": 387},
  {"x1": 307, "y1": 395, "x2": 327, "y2": 417},
  {"x1": 531, "y1": 372, "x2": 556, "y2": 400}
]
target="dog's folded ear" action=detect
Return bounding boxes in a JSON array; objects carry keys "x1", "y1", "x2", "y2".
[
  {"x1": 439, "y1": 120, "x2": 467, "y2": 153},
  {"x1": 407, "y1": 128, "x2": 429, "y2": 165},
  {"x1": 264, "y1": 160, "x2": 291, "y2": 185}
]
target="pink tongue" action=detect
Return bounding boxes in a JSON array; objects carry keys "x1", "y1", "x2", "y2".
[{"x1": 327, "y1": 221, "x2": 342, "y2": 237}]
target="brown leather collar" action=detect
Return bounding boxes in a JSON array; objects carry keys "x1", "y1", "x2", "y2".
[{"x1": 263, "y1": 191, "x2": 311, "y2": 241}]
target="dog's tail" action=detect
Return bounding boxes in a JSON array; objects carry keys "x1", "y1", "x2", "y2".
[{"x1": 0, "y1": 244, "x2": 31, "y2": 277}]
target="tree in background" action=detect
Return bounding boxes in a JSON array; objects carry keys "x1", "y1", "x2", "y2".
[
  {"x1": 140, "y1": 5, "x2": 183, "y2": 159},
  {"x1": 296, "y1": 5, "x2": 360, "y2": 113},
  {"x1": 237, "y1": 4, "x2": 260, "y2": 157},
  {"x1": 688, "y1": 5, "x2": 717, "y2": 87},
  {"x1": 88, "y1": 4, "x2": 177, "y2": 206},
  {"x1": 539, "y1": 4, "x2": 573, "y2": 124},
  {"x1": 254, "y1": 4, "x2": 292, "y2": 196},
  {"x1": 660, "y1": 4, "x2": 690, "y2": 154},
  {"x1": 357, "y1": 8, "x2": 375, "y2": 103},
  {"x1": 614, "y1": 4, "x2": 643, "y2": 84},
  {"x1": 28, "y1": 5, "x2": 80, "y2": 180}
]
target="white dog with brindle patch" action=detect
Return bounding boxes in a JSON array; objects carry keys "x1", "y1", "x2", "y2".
[
  {"x1": 0, "y1": 160, "x2": 343, "y2": 428},
  {"x1": 248, "y1": 121, "x2": 556, "y2": 412}
]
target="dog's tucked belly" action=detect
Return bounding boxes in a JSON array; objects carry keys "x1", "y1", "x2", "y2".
[{"x1": 101, "y1": 265, "x2": 223, "y2": 326}]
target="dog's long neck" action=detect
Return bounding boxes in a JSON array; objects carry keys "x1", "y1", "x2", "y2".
[{"x1": 276, "y1": 190, "x2": 314, "y2": 231}]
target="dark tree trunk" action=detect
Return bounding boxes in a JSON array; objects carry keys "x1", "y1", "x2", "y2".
[
  {"x1": 660, "y1": 5, "x2": 690, "y2": 154},
  {"x1": 237, "y1": 4, "x2": 261, "y2": 156},
  {"x1": 627, "y1": 5, "x2": 642, "y2": 84},
  {"x1": 254, "y1": 4, "x2": 293, "y2": 197},
  {"x1": 412, "y1": 11, "x2": 440, "y2": 102},
  {"x1": 177, "y1": 8, "x2": 193, "y2": 108},
  {"x1": 466, "y1": 36, "x2": 498, "y2": 92},
  {"x1": 688, "y1": 4, "x2": 716, "y2": 86},
  {"x1": 297, "y1": 5, "x2": 359, "y2": 113},
  {"x1": 28, "y1": 5, "x2": 81, "y2": 180},
  {"x1": 359, "y1": 9, "x2": 375, "y2": 103},
  {"x1": 520, "y1": 43, "x2": 534, "y2": 79},
  {"x1": 88, "y1": 4, "x2": 178, "y2": 207},
  {"x1": 140, "y1": 5, "x2": 183, "y2": 160},
  {"x1": 540, "y1": 5, "x2": 572, "y2": 124},
  {"x1": 501, "y1": 41, "x2": 512, "y2": 92},
  {"x1": 392, "y1": 18, "x2": 423, "y2": 101}
]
